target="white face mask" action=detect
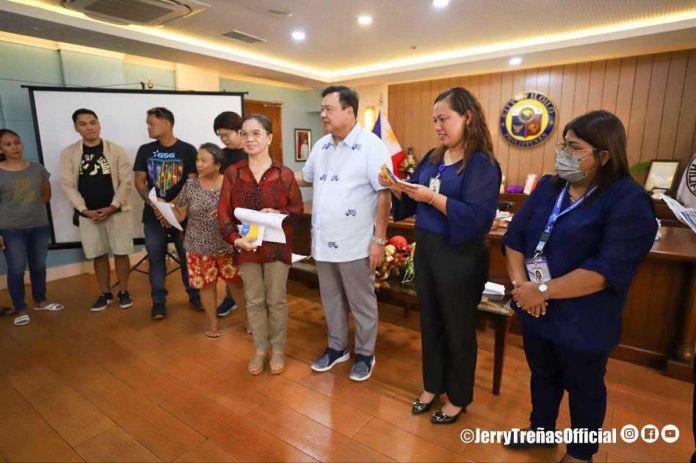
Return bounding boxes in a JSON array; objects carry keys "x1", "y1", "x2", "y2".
[{"x1": 555, "y1": 150, "x2": 596, "y2": 183}]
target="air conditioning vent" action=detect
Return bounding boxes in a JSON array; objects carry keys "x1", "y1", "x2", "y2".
[
  {"x1": 60, "y1": 0, "x2": 208, "y2": 26},
  {"x1": 222, "y1": 29, "x2": 266, "y2": 44}
]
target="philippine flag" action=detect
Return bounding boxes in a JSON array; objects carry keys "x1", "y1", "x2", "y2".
[{"x1": 372, "y1": 112, "x2": 405, "y2": 178}]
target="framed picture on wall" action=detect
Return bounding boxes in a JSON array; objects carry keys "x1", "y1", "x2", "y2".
[
  {"x1": 295, "y1": 129, "x2": 311, "y2": 162},
  {"x1": 644, "y1": 160, "x2": 680, "y2": 197}
]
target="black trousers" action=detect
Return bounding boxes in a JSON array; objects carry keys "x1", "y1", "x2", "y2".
[
  {"x1": 414, "y1": 229, "x2": 488, "y2": 408},
  {"x1": 522, "y1": 325, "x2": 609, "y2": 460}
]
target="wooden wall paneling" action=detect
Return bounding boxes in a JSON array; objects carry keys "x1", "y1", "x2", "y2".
[
  {"x1": 658, "y1": 50, "x2": 689, "y2": 160},
  {"x1": 542, "y1": 66, "x2": 564, "y2": 176},
  {"x1": 478, "y1": 73, "x2": 492, "y2": 159},
  {"x1": 615, "y1": 56, "x2": 638, "y2": 134},
  {"x1": 557, "y1": 63, "x2": 578, "y2": 161},
  {"x1": 428, "y1": 80, "x2": 439, "y2": 155},
  {"x1": 573, "y1": 62, "x2": 592, "y2": 117},
  {"x1": 497, "y1": 71, "x2": 515, "y2": 183},
  {"x1": 601, "y1": 58, "x2": 621, "y2": 113},
  {"x1": 418, "y1": 80, "x2": 430, "y2": 156},
  {"x1": 387, "y1": 85, "x2": 398, "y2": 140},
  {"x1": 388, "y1": 49, "x2": 696, "y2": 184},
  {"x1": 626, "y1": 54, "x2": 654, "y2": 166},
  {"x1": 641, "y1": 53, "x2": 670, "y2": 161},
  {"x1": 414, "y1": 82, "x2": 430, "y2": 152},
  {"x1": 517, "y1": 68, "x2": 538, "y2": 183},
  {"x1": 674, "y1": 50, "x2": 696, "y2": 160},
  {"x1": 414, "y1": 81, "x2": 425, "y2": 156},
  {"x1": 469, "y1": 74, "x2": 481, "y2": 99},
  {"x1": 488, "y1": 72, "x2": 503, "y2": 166},
  {"x1": 508, "y1": 70, "x2": 527, "y2": 185},
  {"x1": 587, "y1": 60, "x2": 606, "y2": 111},
  {"x1": 389, "y1": 84, "x2": 398, "y2": 138},
  {"x1": 405, "y1": 83, "x2": 416, "y2": 155},
  {"x1": 533, "y1": 67, "x2": 551, "y2": 177}
]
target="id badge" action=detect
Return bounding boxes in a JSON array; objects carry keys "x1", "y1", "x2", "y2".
[
  {"x1": 428, "y1": 177, "x2": 441, "y2": 193},
  {"x1": 525, "y1": 256, "x2": 551, "y2": 283}
]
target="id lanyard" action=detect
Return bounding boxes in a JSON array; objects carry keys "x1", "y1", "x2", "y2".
[
  {"x1": 429, "y1": 162, "x2": 447, "y2": 193},
  {"x1": 435, "y1": 162, "x2": 446, "y2": 178},
  {"x1": 533, "y1": 182, "x2": 597, "y2": 258}
]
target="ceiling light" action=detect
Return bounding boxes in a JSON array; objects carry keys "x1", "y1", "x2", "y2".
[
  {"x1": 291, "y1": 30, "x2": 305, "y2": 41},
  {"x1": 509, "y1": 57, "x2": 522, "y2": 65},
  {"x1": 432, "y1": 0, "x2": 449, "y2": 8},
  {"x1": 357, "y1": 15, "x2": 372, "y2": 25},
  {"x1": 267, "y1": 9, "x2": 292, "y2": 17}
]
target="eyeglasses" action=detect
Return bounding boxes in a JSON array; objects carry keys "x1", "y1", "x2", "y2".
[
  {"x1": 554, "y1": 141, "x2": 599, "y2": 157},
  {"x1": 239, "y1": 130, "x2": 269, "y2": 139}
]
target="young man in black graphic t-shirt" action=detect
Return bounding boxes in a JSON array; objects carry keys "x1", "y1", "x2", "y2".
[
  {"x1": 212, "y1": 111, "x2": 248, "y2": 320},
  {"x1": 60, "y1": 109, "x2": 135, "y2": 312},
  {"x1": 133, "y1": 107, "x2": 200, "y2": 320}
]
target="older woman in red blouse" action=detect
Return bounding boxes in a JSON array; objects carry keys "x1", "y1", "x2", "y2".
[{"x1": 218, "y1": 114, "x2": 303, "y2": 375}]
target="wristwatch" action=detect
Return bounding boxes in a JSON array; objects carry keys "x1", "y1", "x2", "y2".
[
  {"x1": 372, "y1": 236, "x2": 386, "y2": 246},
  {"x1": 538, "y1": 283, "x2": 549, "y2": 300}
]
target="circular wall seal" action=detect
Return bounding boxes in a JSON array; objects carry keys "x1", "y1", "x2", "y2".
[{"x1": 500, "y1": 91, "x2": 557, "y2": 148}]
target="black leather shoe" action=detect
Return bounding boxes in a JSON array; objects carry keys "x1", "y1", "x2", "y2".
[
  {"x1": 431, "y1": 408, "x2": 462, "y2": 425},
  {"x1": 411, "y1": 398, "x2": 434, "y2": 415}
]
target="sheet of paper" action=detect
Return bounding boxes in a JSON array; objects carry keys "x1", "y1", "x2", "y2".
[
  {"x1": 234, "y1": 207, "x2": 287, "y2": 244},
  {"x1": 291, "y1": 253, "x2": 308, "y2": 263},
  {"x1": 148, "y1": 188, "x2": 183, "y2": 231},
  {"x1": 662, "y1": 194, "x2": 696, "y2": 234},
  {"x1": 483, "y1": 281, "x2": 506, "y2": 296}
]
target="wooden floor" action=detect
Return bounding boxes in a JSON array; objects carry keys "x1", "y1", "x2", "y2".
[{"x1": 0, "y1": 269, "x2": 692, "y2": 462}]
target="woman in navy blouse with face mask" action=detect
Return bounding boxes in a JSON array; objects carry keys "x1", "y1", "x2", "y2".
[{"x1": 503, "y1": 110, "x2": 657, "y2": 463}]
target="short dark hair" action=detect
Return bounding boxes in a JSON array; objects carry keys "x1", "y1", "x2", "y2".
[
  {"x1": 213, "y1": 111, "x2": 242, "y2": 133},
  {"x1": 242, "y1": 114, "x2": 273, "y2": 134},
  {"x1": 199, "y1": 142, "x2": 224, "y2": 165},
  {"x1": 0, "y1": 128, "x2": 19, "y2": 140},
  {"x1": 72, "y1": 108, "x2": 98, "y2": 124},
  {"x1": 147, "y1": 107, "x2": 175, "y2": 126},
  {"x1": 321, "y1": 85, "x2": 359, "y2": 118}
]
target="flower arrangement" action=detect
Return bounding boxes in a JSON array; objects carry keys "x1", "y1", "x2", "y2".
[
  {"x1": 399, "y1": 147, "x2": 418, "y2": 179},
  {"x1": 375, "y1": 235, "x2": 416, "y2": 288}
]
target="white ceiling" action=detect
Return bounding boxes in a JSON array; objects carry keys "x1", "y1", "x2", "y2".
[{"x1": 1, "y1": 0, "x2": 695, "y2": 87}]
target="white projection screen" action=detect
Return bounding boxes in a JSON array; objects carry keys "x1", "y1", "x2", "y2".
[{"x1": 27, "y1": 87, "x2": 244, "y2": 248}]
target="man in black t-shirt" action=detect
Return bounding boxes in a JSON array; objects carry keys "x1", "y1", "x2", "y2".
[
  {"x1": 133, "y1": 107, "x2": 200, "y2": 320},
  {"x1": 212, "y1": 111, "x2": 248, "y2": 319},
  {"x1": 60, "y1": 109, "x2": 135, "y2": 312}
]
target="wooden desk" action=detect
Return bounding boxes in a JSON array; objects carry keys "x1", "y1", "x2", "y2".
[{"x1": 295, "y1": 202, "x2": 696, "y2": 380}]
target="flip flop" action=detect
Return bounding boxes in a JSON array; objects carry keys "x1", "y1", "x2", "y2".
[
  {"x1": 34, "y1": 303, "x2": 64, "y2": 312},
  {"x1": 205, "y1": 329, "x2": 221, "y2": 338},
  {"x1": 14, "y1": 314, "x2": 30, "y2": 326}
]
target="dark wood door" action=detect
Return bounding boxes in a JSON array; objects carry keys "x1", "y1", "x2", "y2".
[{"x1": 243, "y1": 100, "x2": 283, "y2": 163}]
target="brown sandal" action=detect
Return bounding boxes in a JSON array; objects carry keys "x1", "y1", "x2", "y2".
[
  {"x1": 248, "y1": 352, "x2": 266, "y2": 375},
  {"x1": 270, "y1": 351, "x2": 285, "y2": 374}
]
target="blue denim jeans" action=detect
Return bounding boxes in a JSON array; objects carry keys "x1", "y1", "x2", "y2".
[
  {"x1": 143, "y1": 221, "x2": 198, "y2": 304},
  {"x1": 0, "y1": 225, "x2": 50, "y2": 312}
]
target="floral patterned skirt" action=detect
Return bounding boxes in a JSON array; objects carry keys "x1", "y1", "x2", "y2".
[{"x1": 186, "y1": 252, "x2": 241, "y2": 289}]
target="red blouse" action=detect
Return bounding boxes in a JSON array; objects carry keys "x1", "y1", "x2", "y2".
[{"x1": 218, "y1": 159, "x2": 304, "y2": 265}]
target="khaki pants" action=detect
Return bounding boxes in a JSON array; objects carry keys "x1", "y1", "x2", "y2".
[{"x1": 239, "y1": 261, "x2": 290, "y2": 353}]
